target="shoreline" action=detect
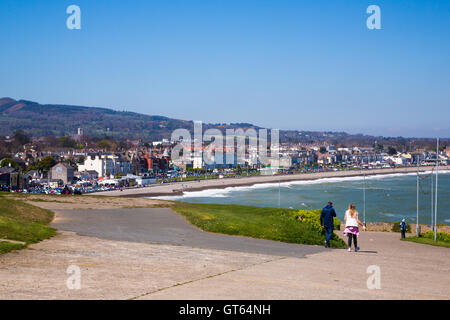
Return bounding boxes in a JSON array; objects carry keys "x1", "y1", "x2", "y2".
[{"x1": 91, "y1": 165, "x2": 450, "y2": 198}]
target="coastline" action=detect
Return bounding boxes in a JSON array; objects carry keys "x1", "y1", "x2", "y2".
[{"x1": 90, "y1": 165, "x2": 450, "y2": 198}]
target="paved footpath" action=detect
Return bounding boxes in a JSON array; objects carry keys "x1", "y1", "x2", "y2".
[
  {"x1": 0, "y1": 209, "x2": 449, "y2": 299},
  {"x1": 142, "y1": 230, "x2": 450, "y2": 300},
  {"x1": 52, "y1": 208, "x2": 326, "y2": 258}
]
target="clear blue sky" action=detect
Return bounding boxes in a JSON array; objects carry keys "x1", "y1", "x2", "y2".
[{"x1": 1, "y1": 0, "x2": 449, "y2": 137}]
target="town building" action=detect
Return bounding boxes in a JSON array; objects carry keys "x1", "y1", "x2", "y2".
[
  {"x1": 78, "y1": 154, "x2": 131, "y2": 177},
  {"x1": 75, "y1": 170, "x2": 99, "y2": 181},
  {"x1": 50, "y1": 163, "x2": 75, "y2": 185}
]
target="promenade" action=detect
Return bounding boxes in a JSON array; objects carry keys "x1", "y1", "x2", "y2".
[
  {"x1": 94, "y1": 166, "x2": 450, "y2": 198},
  {"x1": 0, "y1": 205, "x2": 449, "y2": 299}
]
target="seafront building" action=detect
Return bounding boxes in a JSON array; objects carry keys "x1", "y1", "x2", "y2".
[
  {"x1": 1, "y1": 132, "x2": 449, "y2": 193},
  {"x1": 78, "y1": 154, "x2": 131, "y2": 178}
]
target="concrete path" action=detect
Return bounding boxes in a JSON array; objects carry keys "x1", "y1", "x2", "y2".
[
  {"x1": 141, "y1": 230, "x2": 450, "y2": 300},
  {"x1": 52, "y1": 208, "x2": 326, "y2": 258},
  {"x1": 0, "y1": 230, "x2": 448, "y2": 299},
  {"x1": 1, "y1": 206, "x2": 448, "y2": 299},
  {"x1": 0, "y1": 231, "x2": 278, "y2": 299}
]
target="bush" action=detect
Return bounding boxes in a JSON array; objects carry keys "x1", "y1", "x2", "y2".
[
  {"x1": 296, "y1": 209, "x2": 345, "y2": 247},
  {"x1": 392, "y1": 221, "x2": 411, "y2": 233},
  {"x1": 421, "y1": 231, "x2": 450, "y2": 242},
  {"x1": 297, "y1": 209, "x2": 341, "y2": 231}
]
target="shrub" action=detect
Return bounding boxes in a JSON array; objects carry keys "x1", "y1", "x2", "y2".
[
  {"x1": 297, "y1": 209, "x2": 341, "y2": 231},
  {"x1": 421, "y1": 231, "x2": 450, "y2": 242},
  {"x1": 295, "y1": 209, "x2": 346, "y2": 248},
  {"x1": 392, "y1": 221, "x2": 411, "y2": 233}
]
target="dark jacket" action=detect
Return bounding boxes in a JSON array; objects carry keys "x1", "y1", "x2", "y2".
[
  {"x1": 400, "y1": 221, "x2": 407, "y2": 231},
  {"x1": 320, "y1": 205, "x2": 336, "y2": 228}
]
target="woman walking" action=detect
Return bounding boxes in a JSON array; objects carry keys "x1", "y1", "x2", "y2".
[{"x1": 343, "y1": 203, "x2": 365, "y2": 252}]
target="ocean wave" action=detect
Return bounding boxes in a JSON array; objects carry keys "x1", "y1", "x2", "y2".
[
  {"x1": 382, "y1": 213, "x2": 403, "y2": 217},
  {"x1": 152, "y1": 188, "x2": 232, "y2": 200},
  {"x1": 281, "y1": 170, "x2": 450, "y2": 187},
  {"x1": 152, "y1": 170, "x2": 450, "y2": 200}
]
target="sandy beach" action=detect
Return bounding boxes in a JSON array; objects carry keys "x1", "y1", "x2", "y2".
[{"x1": 92, "y1": 165, "x2": 450, "y2": 198}]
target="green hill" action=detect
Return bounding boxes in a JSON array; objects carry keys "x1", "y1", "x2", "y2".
[
  {"x1": 1, "y1": 97, "x2": 448, "y2": 147},
  {"x1": 0, "y1": 98, "x2": 195, "y2": 140}
]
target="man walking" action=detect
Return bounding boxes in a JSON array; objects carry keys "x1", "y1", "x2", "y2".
[
  {"x1": 400, "y1": 218, "x2": 407, "y2": 239},
  {"x1": 320, "y1": 201, "x2": 336, "y2": 248}
]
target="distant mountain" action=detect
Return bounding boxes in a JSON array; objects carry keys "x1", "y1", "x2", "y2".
[
  {"x1": 0, "y1": 98, "x2": 446, "y2": 148},
  {"x1": 0, "y1": 98, "x2": 260, "y2": 141}
]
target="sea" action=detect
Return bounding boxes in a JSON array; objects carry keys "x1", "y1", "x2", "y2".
[{"x1": 155, "y1": 170, "x2": 450, "y2": 225}]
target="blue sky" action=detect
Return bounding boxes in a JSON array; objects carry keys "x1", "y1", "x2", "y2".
[{"x1": 0, "y1": 0, "x2": 449, "y2": 137}]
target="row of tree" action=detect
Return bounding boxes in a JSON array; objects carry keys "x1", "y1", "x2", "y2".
[
  {"x1": 0, "y1": 156, "x2": 57, "y2": 174},
  {"x1": 0, "y1": 130, "x2": 136, "y2": 159}
]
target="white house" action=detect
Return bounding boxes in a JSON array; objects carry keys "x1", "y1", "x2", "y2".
[
  {"x1": 78, "y1": 154, "x2": 131, "y2": 178},
  {"x1": 385, "y1": 155, "x2": 406, "y2": 165}
]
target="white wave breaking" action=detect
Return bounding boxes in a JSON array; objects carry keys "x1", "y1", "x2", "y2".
[{"x1": 151, "y1": 170, "x2": 450, "y2": 200}]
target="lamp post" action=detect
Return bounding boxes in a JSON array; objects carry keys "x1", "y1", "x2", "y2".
[
  {"x1": 416, "y1": 161, "x2": 419, "y2": 236},
  {"x1": 431, "y1": 167, "x2": 434, "y2": 231},
  {"x1": 434, "y1": 138, "x2": 439, "y2": 242},
  {"x1": 278, "y1": 175, "x2": 281, "y2": 208},
  {"x1": 363, "y1": 173, "x2": 366, "y2": 225}
]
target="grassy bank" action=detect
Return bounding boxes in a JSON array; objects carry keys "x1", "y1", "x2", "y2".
[
  {"x1": 403, "y1": 231, "x2": 450, "y2": 248},
  {"x1": 0, "y1": 196, "x2": 56, "y2": 254},
  {"x1": 172, "y1": 202, "x2": 346, "y2": 248}
]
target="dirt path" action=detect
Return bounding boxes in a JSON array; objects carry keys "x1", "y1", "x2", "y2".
[{"x1": 4, "y1": 194, "x2": 166, "y2": 210}]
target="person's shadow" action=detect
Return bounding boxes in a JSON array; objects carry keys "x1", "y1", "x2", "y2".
[{"x1": 334, "y1": 248, "x2": 378, "y2": 253}]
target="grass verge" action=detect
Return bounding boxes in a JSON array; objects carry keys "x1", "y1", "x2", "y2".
[
  {"x1": 0, "y1": 241, "x2": 26, "y2": 254},
  {"x1": 172, "y1": 202, "x2": 346, "y2": 248},
  {"x1": 402, "y1": 231, "x2": 450, "y2": 248},
  {"x1": 0, "y1": 196, "x2": 56, "y2": 254}
]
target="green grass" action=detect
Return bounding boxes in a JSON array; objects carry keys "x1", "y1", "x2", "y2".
[
  {"x1": 172, "y1": 202, "x2": 346, "y2": 248},
  {"x1": 0, "y1": 241, "x2": 26, "y2": 254},
  {"x1": 402, "y1": 231, "x2": 450, "y2": 248},
  {"x1": 0, "y1": 196, "x2": 56, "y2": 254},
  {"x1": 0, "y1": 197, "x2": 54, "y2": 224}
]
